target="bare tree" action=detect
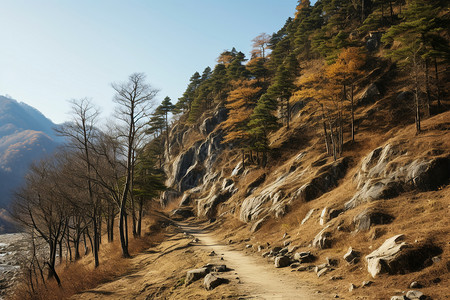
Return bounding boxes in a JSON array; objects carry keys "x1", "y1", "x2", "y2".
[
  {"x1": 56, "y1": 98, "x2": 102, "y2": 267},
  {"x1": 111, "y1": 73, "x2": 158, "y2": 257}
]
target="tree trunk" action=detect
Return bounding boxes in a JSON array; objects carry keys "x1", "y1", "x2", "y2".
[
  {"x1": 92, "y1": 209, "x2": 99, "y2": 268},
  {"x1": 425, "y1": 58, "x2": 431, "y2": 116},
  {"x1": 137, "y1": 197, "x2": 143, "y2": 237},
  {"x1": 414, "y1": 59, "x2": 421, "y2": 133},
  {"x1": 434, "y1": 58, "x2": 442, "y2": 109},
  {"x1": 286, "y1": 98, "x2": 290, "y2": 130},
  {"x1": 351, "y1": 84, "x2": 355, "y2": 142}
]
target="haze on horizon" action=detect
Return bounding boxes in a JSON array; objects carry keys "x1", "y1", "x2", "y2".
[{"x1": 0, "y1": 0, "x2": 299, "y2": 124}]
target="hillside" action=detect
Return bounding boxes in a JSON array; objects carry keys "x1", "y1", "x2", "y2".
[
  {"x1": 5, "y1": 1, "x2": 449, "y2": 299},
  {"x1": 0, "y1": 95, "x2": 60, "y2": 231}
]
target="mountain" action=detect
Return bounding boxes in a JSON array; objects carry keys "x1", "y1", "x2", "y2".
[{"x1": 0, "y1": 95, "x2": 62, "y2": 232}]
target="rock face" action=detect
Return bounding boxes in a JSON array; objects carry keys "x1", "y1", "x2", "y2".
[
  {"x1": 346, "y1": 142, "x2": 450, "y2": 210},
  {"x1": 240, "y1": 157, "x2": 347, "y2": 223}
]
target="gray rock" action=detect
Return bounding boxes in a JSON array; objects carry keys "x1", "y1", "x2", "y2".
[
  {"x1": 409, "y1": 281, "x2": 422, "y2": 289},
  {"x1": 293, "y1": 251, "x2": 315, "y2": 263},
  {"x1": 391, "y1": 296, "x2": 408, "y2": 300},
  {"x1": 283, "y1": 240, "x2": 291, "y2": 247},
  {"x1": 349, "y1": 283, "x2": 357, "y2": 292},
  {"x1": 231, "y1": 161, "x2": 243, "y2": 176},
  {"x1": 365, "y1": 234, "x2": 409, "y2": 278},
  {"x1": 274, "y1": 256, "x2": 291, "y2": 268},
  {"x1": 160, "y1": 190, "x2": 180, "y2": 207},
  {"x1": 316, "y1": 267, "x2": 330, "y2": 278},
  {"x1": 257, "y1": 245, "x2": 265, "y2": 252},
  {"x1": 186, "y1": 267, "x2": 209, "y2": 285},
  {"x1": 203, "y1": 273, "x2": 227, "y2": 290},
  {"x1": 343, "y1": 247, "x2": 360, "y2": 264},
  {"x1": 204, "y1": 264, "x2": 227, "y2": 272},
  {"x1": 312, "y1": 226, "x2": 332, "y2": 249},
  {"x1": 361, "y1": 280, "x2": 373, "y2": 287},
  {"x1": 354, "y1": 208, "x2": 394, "y2": 231},
  {"x1": 301, "y1": 209, "x2": 316, "y2": 225},
  {"x1": 406, "y1": 290, "x2": 425, "y2": 300},
  {"x1": 319, "y1": 207, "x2": 328, "y2": 226}
]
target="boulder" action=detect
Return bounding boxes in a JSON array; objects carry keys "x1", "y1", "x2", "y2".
[
  {"x1": 246, "y1": 173, "x2": 266, "y2": 195},
  {"x1": 203, "y1": 273, "x2": 227, "y2": 290},
  {"x1": 391, "y1": 296, "x2": 408, "y2": 300},
  {"x1": 293, "y1": 251, "x2": 315, "y2": 263},
  {"x1": 343, "y1": 247, "x2": 360, "y2": 264},
  {"x1": 354, "y1": 208, "x2": 394, "y2": 231},
  {"x1": 319, "y1": 207, "x2": 328, "y2": 226},
  {"x1": 312, "y1": 226, "x2": 332, "y2": 249},
  {"x1": 197, "y1": 190, "x2": 232, "y2": 218},
  {"x1": 275, "y1": 256, "x2": 291, "y2": 268},
  {"x1": 204, "y1": 264, "x2": 227, "y2": 272},
  {"x1": 186, "y1": 267, "x2": 209, "y2": 285},
  {"x1": 366, "y1": 234, "x2": 409, "y2": 278},
  {"x1": 406, "y1": 290, "x2": 425, "y2": 300}
]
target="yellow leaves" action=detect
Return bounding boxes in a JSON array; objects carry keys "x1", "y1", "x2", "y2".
[{"x1": 326, "y1": 47, "x2": 366, "y2": 81}]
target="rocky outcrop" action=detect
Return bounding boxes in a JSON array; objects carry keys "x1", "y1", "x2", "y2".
[
  {"x1": 346, "y1": 142, "x2": 450, "y2": 210},
  {"x1": 240, "y1": 157, "x2": 348, "y2": 223},
  {"x1": 353, "y1": 208, "x2": 394, "y2": 231}
]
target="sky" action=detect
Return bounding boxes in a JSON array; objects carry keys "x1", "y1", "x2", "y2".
[{"x1": 0, "y1": 0, "x2": 299, "y2": 124}]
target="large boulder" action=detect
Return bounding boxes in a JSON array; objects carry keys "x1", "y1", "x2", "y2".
[
  {"x1": 171, "y1": 208, "x2": 194, "y2": 220},
  {"x1": 203, "y1": 273, "x2": 227, "y2": 290},
  {"x1": 366, "y1": 235, "x2": 409, "y2": 278},
  {"x1": 365, "y1": 235, "x2": 441, "y2": 278}
]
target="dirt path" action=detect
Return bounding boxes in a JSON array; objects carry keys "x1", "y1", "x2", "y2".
[
  {"x1": 179, "y1": 222, "x2": 327, "y2": 300},
  {"x1": 73, "y1": 221, "x2": 329, "y2": 299}
]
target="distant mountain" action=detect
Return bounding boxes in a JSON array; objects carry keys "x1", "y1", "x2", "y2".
[{"x1": 0, "y1": 95, "x2": 62, "y2": 232}]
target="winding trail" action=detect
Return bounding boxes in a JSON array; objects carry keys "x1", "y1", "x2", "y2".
[{"x1": 179, "y1": 222, "x2": 327, "y2": 300}]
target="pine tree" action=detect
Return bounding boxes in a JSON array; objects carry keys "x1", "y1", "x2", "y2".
[
  {"x1": 247, "y1": 94, "x2": 280, "y2": 165},
  {"x1": 382, "y1": 0, "x2": 448, "y2": 132}
]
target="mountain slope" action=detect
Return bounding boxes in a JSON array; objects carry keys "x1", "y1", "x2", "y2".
[{"x1": 0, "y1": 95, "x2": 61, "y2": 231}]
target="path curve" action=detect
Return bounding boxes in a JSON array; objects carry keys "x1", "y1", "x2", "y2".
[{"x1": 179, "y1": 222, "x2": 327, "y2": 300}]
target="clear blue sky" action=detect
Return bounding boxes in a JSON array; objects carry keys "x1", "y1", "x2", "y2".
[{"x1": 0, "y1": 0, "x2": 299, "y2": 124}]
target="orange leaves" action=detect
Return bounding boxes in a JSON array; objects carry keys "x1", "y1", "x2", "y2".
[
  {"x1": 222, "y1": 80, "x2": 262, "y2": 144},
  {"x1": 326, "y1": 47, "x2": 366, "y2": 83}
]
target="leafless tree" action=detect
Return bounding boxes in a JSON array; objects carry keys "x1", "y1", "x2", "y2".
[{"x1": 111, "y1": 73, "x2": 158, "y2": 257}]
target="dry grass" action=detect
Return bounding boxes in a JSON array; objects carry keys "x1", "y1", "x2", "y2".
[{"x1": 10, "y1": 214, "x2": 167, "y2": 300}]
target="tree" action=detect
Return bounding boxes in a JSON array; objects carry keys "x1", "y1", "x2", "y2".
[
  {"x1": 56, "y1": 98, "x2": 102, "y2": 267},
  {"x1": 251, "y1": 33, "x2": 271, "y2": 59},
  {"x1": 222, "y1": 80, "x2": 262, "y2": 167},
  {"x1": 157, "y1": 96, "x2": 175, "y2": 154},
  {"x1": 382, "y1": 0, "x2": 447, "y2": 133},
  {"x1": 111, "y1": 72, "x2": 158, "y2": 257},
  {"x1": 247, "y1": 94, "x2": 280, "y2": 165},
  {"x1": 327, "y1": 47, "x2": 366, "y2": 142}
]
